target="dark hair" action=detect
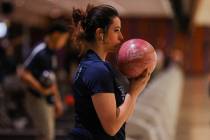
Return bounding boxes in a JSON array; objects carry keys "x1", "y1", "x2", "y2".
[
  {"x1": 46, "y1": 21, "x2": 69, "y2": 35},
  {"x1": 71, "y1": 4, "x2": 119, "y2": 55}
]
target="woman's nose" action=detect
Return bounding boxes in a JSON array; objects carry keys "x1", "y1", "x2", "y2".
[{"x1": 119, "y1": 32, "x2": 124, "y2": 42}]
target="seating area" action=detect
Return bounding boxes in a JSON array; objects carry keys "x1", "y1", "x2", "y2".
[{"x1": 126, "y1": 64, "x2": 184, "y2": 140}]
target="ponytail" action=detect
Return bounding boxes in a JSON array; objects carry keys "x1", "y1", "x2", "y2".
[{"x1": 71, "y1": 5, "x2": 93, "y2": 56}]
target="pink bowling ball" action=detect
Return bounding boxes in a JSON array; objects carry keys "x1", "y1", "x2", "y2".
[{"x1": 117, "y1": 39, "x2": 157, "y2": 78}]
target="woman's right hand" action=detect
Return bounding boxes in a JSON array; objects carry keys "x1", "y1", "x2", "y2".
[{"x1": 128, "y1": 69, "x2": 151, "y2": 98}]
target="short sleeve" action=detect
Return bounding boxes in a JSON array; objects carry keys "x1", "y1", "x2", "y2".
[
  {"x1": 24, "y1": 54, "x2": 39, "y2": 71},
  {"x1": 24, "y1": 52, "x2": 51, "y2": 72},
  {"x1": 83, "y1": 63, "x2": 114, "y2": 95}
]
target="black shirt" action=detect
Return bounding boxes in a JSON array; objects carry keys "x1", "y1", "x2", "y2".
[
  {"x1": 24, "y1": 42, "x2": 56, "y2": 104},
  {"x1": 71, "y1": 50, "x2": 126, "y2": 140}
]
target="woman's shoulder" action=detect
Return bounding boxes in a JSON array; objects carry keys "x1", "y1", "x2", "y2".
[{"x1": 85, "y1": 60, "x2": 110, "y2": 74}]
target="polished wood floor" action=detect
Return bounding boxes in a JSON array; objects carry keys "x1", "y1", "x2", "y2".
[{"x1": 176, "y1": 76, "x2": 210, "y2": 140}]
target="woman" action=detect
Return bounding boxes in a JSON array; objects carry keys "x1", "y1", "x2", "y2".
[{"x1": 69, "y1": 4, "x2": 151, "y2": 140}]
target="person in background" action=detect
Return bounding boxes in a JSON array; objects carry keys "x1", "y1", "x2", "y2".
[{"x1": 19, "y1": 22, "x2": 69, "y2": 140}]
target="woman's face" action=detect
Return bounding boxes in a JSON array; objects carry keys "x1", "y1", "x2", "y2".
[{"x1": 104, "y1": 16, "x2": 124, "y2": 52}]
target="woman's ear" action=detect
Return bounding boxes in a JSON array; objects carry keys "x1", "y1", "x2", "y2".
[
  {"x1": 100, "y1": 33, "x2": 104, "y2": 41},
  {"x1": 96, "y1": 28, "x2": 104, "y2": 41}
]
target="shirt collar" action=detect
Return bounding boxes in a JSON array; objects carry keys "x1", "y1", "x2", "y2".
[{"x1": 84, "y1": 49, "x2": 103, "y2": 61}]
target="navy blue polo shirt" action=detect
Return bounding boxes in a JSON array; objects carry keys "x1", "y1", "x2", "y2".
[
  {"x1": 23, "y1": 42, "x2": 56, "y2": 104},
  {"x1": 71, "y1": 50, "x2": 126, "y2": 140}
]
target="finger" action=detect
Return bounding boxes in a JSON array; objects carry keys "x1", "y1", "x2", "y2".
[{"x1": 138, "y1": 68, "x2": 149, "y2": 79}]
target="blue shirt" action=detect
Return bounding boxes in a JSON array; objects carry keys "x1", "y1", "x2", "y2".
[{"x1": 72, "y1": 50, "x2": 126, "y2": 140}]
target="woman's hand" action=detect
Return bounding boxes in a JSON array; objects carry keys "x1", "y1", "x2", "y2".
[{"x1": 129, "y1": 69, "x2": 151, "y2": 98}]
